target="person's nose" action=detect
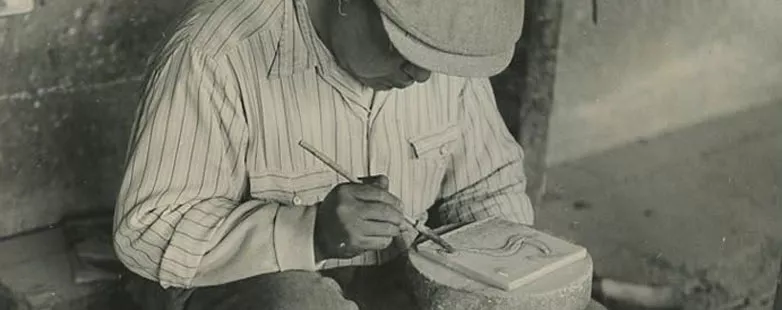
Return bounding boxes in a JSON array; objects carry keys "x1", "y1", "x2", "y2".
[{"x1": 401, "y1": 62, "x2": 432, "y2": 83}]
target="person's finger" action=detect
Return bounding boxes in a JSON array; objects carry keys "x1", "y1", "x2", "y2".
[
  {"x1": 336, "y1": 243, "x2": 363, "y2": 259},
  {"x1": 401, "y1": 62, "x2": 432, "y2": 83},
  {"x1": 355, "y1": 236, "x2": 394, "y2": 250},
  {"x1": 358, "y1": 174, "x2": 389, "y2": 190},
  {"x1": 350, "y1": 185, "x2": 400, "y2": 206},
  {"x1": 357, "y1": 203, "x2": 404, "y2": 226},
  {"x1": 357, "y1": 221, "x2": 402, "y2": 237}
]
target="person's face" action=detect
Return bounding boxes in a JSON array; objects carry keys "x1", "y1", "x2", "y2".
[{"x1": 328, "y1": 0, "x2": 431, "y2": 90}]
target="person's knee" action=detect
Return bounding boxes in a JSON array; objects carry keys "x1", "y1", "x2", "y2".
[
  {"x1": 188, "y1": 270, "x2": 358, "y2": 310},
  {"x1": 265, "y1": 271, "x2": 357, "y2": 310},
  {"x1": 585, "y1": 299, "x2": 608, "y2": 310}
]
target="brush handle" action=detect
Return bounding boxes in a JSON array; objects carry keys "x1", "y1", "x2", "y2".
[
  {"x1": 299, "y1": 141, "x2": 361, "y2": 184},
  {"x1": 298, "y1": 140, "x2": 454, "y2": 252},
  {"x1": 300, "y1": 139, "x2": 417, "y2": 227}
]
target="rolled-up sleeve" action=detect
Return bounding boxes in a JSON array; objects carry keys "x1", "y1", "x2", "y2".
[
  {"x1": 113, "y1": 41, "x2": 317, "y2": 289},
  {"x1": 436, "y1": 78, "x2": 535, "y2": 226}
]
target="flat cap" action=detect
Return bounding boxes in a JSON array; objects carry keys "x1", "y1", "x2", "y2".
[{"x1": 375, "y1": 0, "x2": 525, "y2": 77}]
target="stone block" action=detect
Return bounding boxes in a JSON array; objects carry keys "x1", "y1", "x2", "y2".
[{"x1": 0, "y1": 228, "x2": 117, "y2": 310}]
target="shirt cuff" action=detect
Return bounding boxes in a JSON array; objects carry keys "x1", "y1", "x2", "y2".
[{"x1": 273, "y1": 204, "x2": 318, "y2": 271}]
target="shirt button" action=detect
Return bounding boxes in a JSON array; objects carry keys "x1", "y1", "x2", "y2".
[
  {"x1": 439, "y1": 145, "x2": 449, "y2": 155},
  {"x1": 292, "y1": 196, "x2": 303, "y2": 205}
]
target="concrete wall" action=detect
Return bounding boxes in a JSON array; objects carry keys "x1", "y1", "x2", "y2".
[
  {"x1": 547, "y1": 0, "x2": 782, "y2": 165},
  {"x1": 0, "y1": 0, "x2": 186, "y2": 237}
]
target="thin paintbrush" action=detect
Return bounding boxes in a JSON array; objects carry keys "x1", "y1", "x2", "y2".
[{"x1": 299, "y1": 140, "x2": 456, "y2": 253}]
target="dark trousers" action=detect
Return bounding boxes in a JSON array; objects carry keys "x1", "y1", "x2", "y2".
[
  {"x1": 123, "y1": 257, "x2": 418, "y2": 310},
  {"x1": 123, "y1": 257, "x2": 606, "y2": 310}
]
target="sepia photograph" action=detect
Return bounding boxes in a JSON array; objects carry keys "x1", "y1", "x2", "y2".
[{"x1": 0, "y1": 0, "x2": 780, "y2": 309}]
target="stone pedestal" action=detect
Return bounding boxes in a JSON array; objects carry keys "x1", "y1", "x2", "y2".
[{"x1": 406, "y1": 253, "x2": 593, "y2": 310}]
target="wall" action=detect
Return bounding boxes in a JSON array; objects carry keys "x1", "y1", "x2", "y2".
[
  {"x1": 0, "y1": 0, "x2": 186, "y2": 237},
  {"x1": 547, "y1": 0, "x2": 782, "y2": 165}
]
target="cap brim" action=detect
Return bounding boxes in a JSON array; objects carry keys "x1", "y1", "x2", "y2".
[{"x1": 381, "y1": 14, "x2": 514, "y2": 78}]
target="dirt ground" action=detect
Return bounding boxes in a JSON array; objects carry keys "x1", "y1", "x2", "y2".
[{"x1": 536, "y1": 102, "x2": 782, "y2": 309}]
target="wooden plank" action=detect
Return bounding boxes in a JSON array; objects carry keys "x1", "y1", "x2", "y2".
[{"x1": 415, "y1": 217, "x2": 587, "y2": 291}]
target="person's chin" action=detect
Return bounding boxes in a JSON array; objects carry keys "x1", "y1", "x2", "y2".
[
  {"x1": 363, "y1": 80, "x2": 392, "y2": 91},
  {"x1": 360, "y1": 76, "x2": 415, "y2": 91},
  {"x1": 373, "y1": 83, "x2": 394, "y2": 91},
  {"x1": 368, "y1": 81, "x2": 413, "y2": 91},
  {"x1": 391, "y1": 80, "x2": 414, "y2": 89}
]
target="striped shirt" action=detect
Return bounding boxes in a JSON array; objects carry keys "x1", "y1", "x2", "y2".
[{"x1": 113, "y1": 0, "x2": 534, "y2": 289}]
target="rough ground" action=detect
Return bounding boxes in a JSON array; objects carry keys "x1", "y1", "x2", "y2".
[{"x1": 537, "y1": 101, "x2": 782, "y2": 309}]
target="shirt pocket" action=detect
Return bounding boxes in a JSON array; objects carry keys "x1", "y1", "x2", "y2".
[
  {"x1": 406, "y1": 123, "x2": 462, "y2": 211},
  {"x1": 248, "y1": 169, "x2": 337, "y2": 206}
]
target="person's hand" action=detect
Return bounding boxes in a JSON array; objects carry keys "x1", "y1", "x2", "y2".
[{"x1": 314, "y1": 175, "x2": 407, "y2": 260}]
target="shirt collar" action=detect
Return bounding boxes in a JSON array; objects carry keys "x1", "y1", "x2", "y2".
[{"x1": 267, "y1": 0, "x2": 371, "y2": 103}]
